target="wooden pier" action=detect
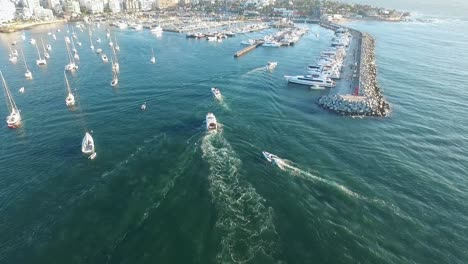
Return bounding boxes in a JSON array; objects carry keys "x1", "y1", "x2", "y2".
[{"x1": 233, "y1": 41, "x2": 264, "y2": 57}]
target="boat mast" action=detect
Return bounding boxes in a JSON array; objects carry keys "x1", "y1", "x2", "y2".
[
  {"x1": 0, "y1": 70, "x2": 18, "y2": 112},
  {"x1": 65, "y1": 38, "x2": 74, "y2": 64},
  {"x1": 41, "y1": 37, "x2": 46, "y2": 53},
  {"x1": 35, "y1": 42, "x2": 42, "y2": 60},
  {"x1": 20, "y1": 48, "x2": 29, "y2": 71},
  {"x1": 64, "y1": 71, "x2": 72, "y2": 94}
]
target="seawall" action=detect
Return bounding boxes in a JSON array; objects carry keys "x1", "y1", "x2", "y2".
[{"x1": 318, "y1": 23, "x2": 390, "y2": 117}]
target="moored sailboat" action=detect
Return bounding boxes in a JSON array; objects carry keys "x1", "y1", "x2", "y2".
[
  {"x1": 64, "y1": 38, "x2": 78, "y2": 71},
  {"x1": 0, "y1": 70, "x2": 22, "y2": 128},
  {"x1": 64, "y1": 71, "x2": 75, "y2": 107},
  {"x1": 82, "y1": 132, "x2": 97, "y2": 159},
  {"x1": 150, "y1": 48, "x2": 156, "y2": 64},
  {"x1": 20, "y1": 48, "x2": 32, "y2": 79}
]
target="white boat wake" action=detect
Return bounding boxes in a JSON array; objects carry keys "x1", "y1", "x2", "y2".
[
  {"x1": 264, "y1": 153, "x2": 405, "y2": 217},
  {"x1": 202, "y1": 132, "x2": 279, "y2": 263}
]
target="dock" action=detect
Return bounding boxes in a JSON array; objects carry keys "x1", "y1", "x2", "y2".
[{"x1": 233, "y1": 41, "x2": 264, "y2": 57}]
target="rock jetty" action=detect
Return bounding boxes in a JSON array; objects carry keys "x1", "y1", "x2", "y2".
[{"x1": 319, "y1": 32, "x2": 390, "y2": 117}]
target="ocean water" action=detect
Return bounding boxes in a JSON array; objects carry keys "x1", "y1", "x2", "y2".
[{"x1": 0, "y1": 16, "x2": 467, "y2": 264}]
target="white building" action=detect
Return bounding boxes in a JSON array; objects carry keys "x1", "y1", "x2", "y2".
[
  {"x1": 35, "y1": 6, "x2": 54, "y2": 20},
  {"x1": 64, "y1": 0, "x2": 81, "y2": 14},
  {"x1": 0, "y1": 0, "x2": 16, "y2": 23},
  {"x1": 85, "y1": 0, "x2": 104, "y2": 13},
  {"x1": 109, "y1": 0, "x2": 121, "y2": 13},
  {"x1": 139, "y1": 0, "x2": 154, "y2": 11}
]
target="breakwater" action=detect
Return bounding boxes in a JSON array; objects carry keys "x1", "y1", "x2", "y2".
[{"x1": 319, "y1": 24, "x2": 389, "y2": 117}]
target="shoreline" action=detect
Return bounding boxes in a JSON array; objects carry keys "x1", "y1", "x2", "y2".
[{"x1": 0, "y1": 19, "x2": 66, "y2": 33}]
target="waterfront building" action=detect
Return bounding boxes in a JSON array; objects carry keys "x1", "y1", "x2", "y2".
[
  {"x1": 155, "y1": 0, "x2": 177, "y2": 9},
  {"x1": 109, "y1": 0, "x2": 121, "y2": 13},
  {"x1": 124, "y1": 0, "x2": 140, "y2": 12},
  {"x1": 0, "y1": 0, "x2": 16, "y2": 23},
  {"x1": 64, "y1": 0, "x2": 81, "y2": 14}
]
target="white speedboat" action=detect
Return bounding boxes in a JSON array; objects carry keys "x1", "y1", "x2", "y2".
[
  {"x1": 266, "y1": 61, "x2": 277, "y2": 70},
  {"x1": 82, "y1": 132, "x2": 96, "y2": 159},
  {"x1": 211, "y1": 87, "x2": 222, "y2": 100},
  {"x1": 284, "y1": 75, "x2": 335, "y2": 87},
  {"x1": 101, "y1": 54, "x2": 108, "y2": 62},
  {"x1": 206, "y1": 112, "x2": 217, "y2": 131},
  {"x1": 262, "y1": 151, "x2": 279, "y2": 163},
  {"x1": 141, "y1": 102, "x2": 147, "y2": 110}
]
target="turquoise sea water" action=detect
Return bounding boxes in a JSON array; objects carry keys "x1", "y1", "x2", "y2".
[{"x1": 0, "y1": 16, "x2": 467, "y2": 263}]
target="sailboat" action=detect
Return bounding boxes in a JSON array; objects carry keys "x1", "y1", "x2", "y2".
[
  {"x1": 41, "y1": 38, "x2": 50, "y2": 59},
  {"x1": 64, "y1": 72, "x2": 75, "y2": 107},
  {"x1": 89, "y1": 31, "x2": 94, "y2": 51},
  {"x1": 8, "y1": 46, "x2": 17, "y2": 63},
  {"x1": 82, "y1": 132, "x2": 97, "y2": 159},
  {"x1": 65, "y1": 38, "x2": 78, "y2": 71},
  {"x1": 110, "y1": 69, "x2": 118, "y2": 87},
  {"x1": 0, "y1": 70, "x2": 22, "y2": 128},
  {"x1": 21, "y1": 48, "x2": 32, "y2": 79},
  {"x1": 150, "y1": 48, "x2": 156, "y2": 64},
  {"x1": 35, "y1": 41, "x2": 47, "y2": 66},
  {"x1": 111, "y1": 46, "x2": 119, "y2": 73}
]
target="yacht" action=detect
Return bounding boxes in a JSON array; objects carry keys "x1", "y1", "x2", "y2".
[
  {"x1": 20, "y1": 48, "x2": 33, "y2": 79},
  {"x1": 241, "y1": 39, "x2": 255, "y2": 45},
  {"x1": 35, "y1": 43, "x2": 47, "y2": 66},
  {"x1": 1, "y1": 70, "x2": 22, "y2": 128},
  {"x1": 82, "y1": 132, "x2": 96, "y2": 159},
  {"x1": 262, "y1": 151, "x2": 279, "y2": 163},
  {"x1": 262, "y1": 41, "x2": 281, "y2": 47},
  {"x1": 284, "y1": 75, "x2": 335, "y2": 87},
  {"x1": 211, "y1": 87, "x2": 222, "y2": 100},
  {"x1": 206, "y1": 113, "x2": 218, "y2": 131},
  {"x1": 101, "y1": 54, "x2": 108, "y2": 63},
  {"x1": 266, "y1": 61, "x2": 277, "y2": 70}
]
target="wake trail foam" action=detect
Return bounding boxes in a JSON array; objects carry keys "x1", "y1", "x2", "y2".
[
  {"x1": 202, "y1": 132, "x2": 279, "y2": 263},
  {"x1": 272, "y1": 157, "x2": 407, "y2": 219}
]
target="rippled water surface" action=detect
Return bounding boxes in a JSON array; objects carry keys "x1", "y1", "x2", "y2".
[{"x1": 0, "y1": 17, "x2": 467, "y2": 264}]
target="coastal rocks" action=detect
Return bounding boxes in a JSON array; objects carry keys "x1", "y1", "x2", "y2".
[{"x1": 319, "y1": 32, "x2": 390, "y2": 117}]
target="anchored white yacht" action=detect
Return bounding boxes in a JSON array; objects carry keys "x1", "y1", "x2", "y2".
[
  {"x1": 266, "y1": 61, "x2": 277, "y2": 70},
  {"x1": 262, "y1": 151, "x2": 279, "y2": 163},
  {"x1": 1, "y1": 71, "x2": 22, "y2": 128},
  {"x1": 64, "y1": 72, "x2": 75, "y2": 107},
  {"x1": 284, "y1": 75, "x2": 335, "y2": 88},
  {"x1": 206, "y1": 113, "x2": 218, "y2": 131}
]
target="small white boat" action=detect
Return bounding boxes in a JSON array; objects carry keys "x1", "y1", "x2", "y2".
[
  {"x1": 207, "y1": 36, "x2": 217, "y2": 42},
  {"x1": 101, "y1": 54, "x2": 108, "y2": 63},
  {"x1": 112, "y1": 62, "x2": 119, "y2": 73},
  {"x1": 52, "y1": 34, "x2": 56, "y2": 40},
  {"x1": 74, "y1": 52, "x2": 80, "y2": 60},
  {"x1": 11, "y1": 49, "x2": 18, "y2": 56},
  {"x1": 262, "y1": 151, "x2": 279, "y2": 163},
  {"x1": 211, "y1": 87, "x2": 222, "y2": 100},
  {"x1": 82, "y1": 132, "x2": 96, "y2": 159},
  {"x1": 266, "y1": 61, "x2": 277, "y2": 70},
  {"x1": 109, "y1": 41, "x2": 113, "y2": 47},
  {"x1": 29, "y1": 38, "x2": 36, "y2": 45},
  {"x1": 115, "y1": 45, "x2": 120, "y2": 51},
  {"x1": 96, "y1": 48, "x2": 102, "y2": 54},
  {"x1": 46, "y1": 44, "x2": 52, "y2": 51},
  {"x1": 206, "y1": 112, "x2": 218, "y2": 131},
  {"x1": 96, "y1": 38, "x2": 101, "y2": 43},
  {"x1": 110, "y1": 74, "x2": 118, "y2": 87},
  {"x1": 18, "y1": 87, "x2": 25, "y2": 93},
  {"x1": 8, "y1": 55, "x2": 17, "y2": 63},
  {"x1": 141, "y1": 102, "x2": 147, "y2": 110},
  {"x1": 65, "y1": 36, "x2": 70, "y2": 43},
  {"x1": 77, "y1": 42, "x2": 82, "y2": 46},
  {"x1": 241, "y1": 39, "x2": 255, "y2": 45},
  {"x1": 284, "y1": 75, "x2": 335, "y2": 88},
  {"x1": 44, "y1": 52, "x2": 50, "y2": 59},
  {"x1": 90, "y1": 45, "x2": 94, "y2": 51}
]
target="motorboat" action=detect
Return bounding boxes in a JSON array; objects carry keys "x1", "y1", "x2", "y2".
[
  {"x1": 240, "y1": 39, "x2": 255, "y2": 45},
  {"x1": 18, "y1": 87, "x2": 25, "y2": 93},
  {"x1": 206, "y1": 112, "x2": 217, "y2": 131},
  {"x1": 101, "y1": 54, "x2": 108, "y2": 62},
  {"x1": 82, "y1": 132, "x2": 96, "y2": 159},
  {"x1": 262, "y1": 151, "x2": 279, "y2": 163},
  {"x1": 266, "y1": 61, "x2": 277, "y2": 70},
  {"x1": 284, "y1": 75, "x2": 335, "y2": 87},
  {"x1": 141, "y1": 102, "x2": 147, "y2": 110},
  {"x1": 1, "y1": 71, "x2": 22, "y2": 128}
]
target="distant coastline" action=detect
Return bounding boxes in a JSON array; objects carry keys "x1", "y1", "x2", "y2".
[{"x1": 0, "y1": 19, "x2": 66, "y2": 33}]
